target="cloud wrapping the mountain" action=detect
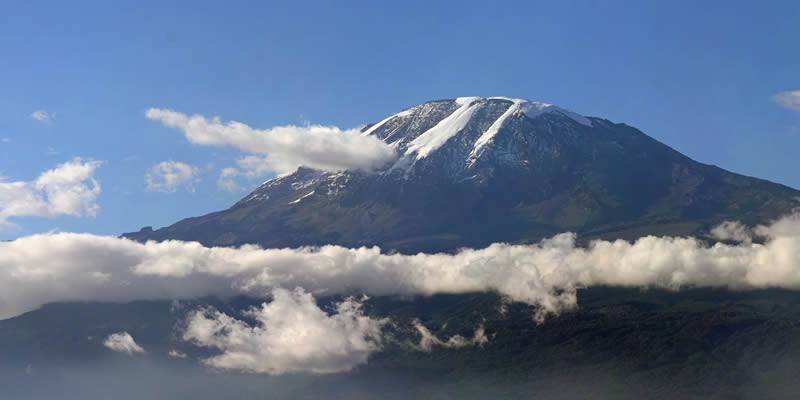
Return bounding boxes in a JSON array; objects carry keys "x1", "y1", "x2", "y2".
[
  {"x1": 103, "y1": 332, "x2": 145, "y2": 355},
  {"x1": 0, "y1": 158, "x2": 102, "y2": 228},
  {"x1": 3, "y1": 214, "x2": 800, "y2": 374},
  {"x1": 145, "y1": 161, "x2": 199, "y2": 193},
  {"x1": 145, "y1": 108, "x2": 397, "y2": 175},
  {"x1": 1, "y1": 215, "x2": 800, "y2": 322},
  {"x1": 184, "y1": 288, "x2": 385, "y2": 374}
]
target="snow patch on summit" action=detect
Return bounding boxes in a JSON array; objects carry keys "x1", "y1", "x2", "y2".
[
  {"x1": 288, "y1": 191, "x2": 315, "y2": 205},
  {"x1": 469, "y1": 99, "x2": 524, "y2": 162},
  {"x1": 404, "y1": 97, "x2": 481, "y2": 160}
]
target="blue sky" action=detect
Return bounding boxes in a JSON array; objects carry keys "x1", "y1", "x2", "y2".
[{"x1": 0, "y1": 0, "x2": 798, "y2": 238}]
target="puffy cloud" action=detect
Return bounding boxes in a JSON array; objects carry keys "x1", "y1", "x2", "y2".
[
  {"x1": 774, "y1": 90, "x2": 800, "y2": 112},
  {"x1": 2, "y1": 215, "x2": 800, "y2": 321},
  {"x1": 0, "y1": 158, "x2": 102, "y2": 228},
  {"x1": 413, "y1": 321, "x2": 488, "y2": 352},
  {"x1": 183, "y1": 288, "x2": 385, "y2": 374},
  {"x1": 30, "y1": 110, "x2": 54, "y2": 124},
  {"x1": 103, "y1": 332, "x2": 145, "y2": 355},
  {"x1": 145, "y1": 161, "x2": 198, "y2": 193},
  {"x1": 145, "y1": 108, "x2": 397, "y2": 176}
]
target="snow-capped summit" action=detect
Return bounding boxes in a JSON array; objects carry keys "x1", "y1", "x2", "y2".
[{"x1": 359, "y1": 97, "x2": 598, "y2": 178}]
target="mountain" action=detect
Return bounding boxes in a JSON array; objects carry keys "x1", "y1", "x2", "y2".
[
  {"x1": 10, "y1": 97, "x2": 800, "y2": 399},
  {"x1": 125, "y1": 97, "x2": 800, "y2": 252},
  {"x1": 6, "y1": 288, "x2": 800, "y2": 399}
]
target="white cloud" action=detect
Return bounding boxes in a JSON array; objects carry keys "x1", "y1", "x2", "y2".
[
  {"x1": 1, "y1": 138, "x2": 11, "y2": 143},
  {"x1": 145, "y1": 108, "x2": 397, "y2": 176},
  {"x1": 413, "y1": 321, "x2": 488, "y2": 352},
  {"x1": 710, "y1": 220, "x2": 752, "y2": 243},
  {"x1": 145, "y1": 161, "x2": 199, "y2": 193},
  {"x1": 1, "y1": 215, "x2": 800, "y2": 323},
  {"x1": 774, "y1": 90, "x2": 800, "y2": 112},
  {"x1": 754, "y1": 212, "x2": 800, "y2": 237},
  {"x1": 0, "y1": 158, "x2": 102, "y2": 228},
  {"x1": 103, "y1": 332, "x2": 145, "y2": 355},
  {"x1": 184, "y1": 288, "x2": 385, "y2": 374},
  {"x1": 30, "y1": 110, "x2": 54, "y2": 124}
]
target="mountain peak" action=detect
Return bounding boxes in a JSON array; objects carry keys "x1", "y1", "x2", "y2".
[
  {"x1": 420, "y1": 96, "x2": 593, "y2": 126},
  {"x1": 361, "y1": 96, "x2": 596, "y2": 174}
]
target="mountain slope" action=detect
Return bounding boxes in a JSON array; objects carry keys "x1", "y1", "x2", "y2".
[
  {"x1": 5, "y1": 288, "x2": 800, "y2": 399},
  {"x1": 125, "y1": 97, "x2": 800, "y2": 252}
]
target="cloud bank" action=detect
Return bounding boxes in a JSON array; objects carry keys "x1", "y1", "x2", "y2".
[
  {"x1": 103, "y1": 332, "x2": 145, "y2": 355},
  {"x1": 145, "y1": 161, "x2": 199, "y2": 193},
  {"x1": 2, "y1": 214, "x2": 800, "y2": 322},
  {"x1": 145, "y1": 108, "x2": 397, "y2": 177},
  {"x1": 184, "y1": 288, "x2": 385, "y2": 374},
  {"x1": 0, "y1": 158, "x2": 102, "y2": 228}
]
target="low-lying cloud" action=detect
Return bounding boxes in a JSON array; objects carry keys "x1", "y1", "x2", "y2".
[
  {"x1": 0, "y1": 214, "x2": 799, "y2": 321},
  {"x1": 0, "y1": 158, "x2": 102, "y2": 229},
  {"x1": 184, "y1": 288, "x2": 385, "y2": 374},
  {"x1": 710, "y1": 220, "x2": 752, "y2": 243},
  {"x1": 145, "y1": 108, "x2": 397, "y2": 177}
]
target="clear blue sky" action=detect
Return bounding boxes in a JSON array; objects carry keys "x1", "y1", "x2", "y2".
[{"x1": 1, "y1": 0, "x2": 798, "y2": 238}]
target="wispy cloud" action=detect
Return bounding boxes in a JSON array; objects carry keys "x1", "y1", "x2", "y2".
[
  {"x1": 413, "y1": 321, "x2": 488, "y2": 351},
  {"x1": 145, "y1": 161, "x2": 199, "y2": 193},
  {"x1": 145, "y1": 108, "x2": 397, "y2": 178},
  {"x1": 773, "y1": 90, "x2": 800, "y2": 112},
  {"x1": 30, "y1": 110, "x2": 55, "y2": 124},
  {"x1": 0, "y1": 158, "x2": 102, "y2": 229}
]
